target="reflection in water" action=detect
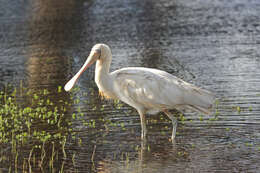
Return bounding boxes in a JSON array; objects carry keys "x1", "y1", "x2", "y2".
[
  {"x1": 130, "y1": 0, "x2": 167, "y2": 69},
  {"x1": 136, "y1": 0, "x2": 164, "y2": 68},
  {"x1": 96, "y1": 139, "x2": 180, "y2": 173},
  {"x1": 1, "y1": 0, "x2": 260, "y2": 172},
  {"x1": 1, "y1": 0, "x2": 87, "y2": 172},
  {"x1": 27, "y1": 0, "x2": 84, "y2": 89},
  {"x1": 134, "y1": 0, "x2": 194, "y2": 80}
]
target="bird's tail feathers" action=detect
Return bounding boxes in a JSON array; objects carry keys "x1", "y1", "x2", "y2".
[
  {"x1": 186, "y1": 105, "x2": 212, "y2": 114},
  {"x1": 184, "y1": 86, "x2": 215, "y2": 114}
]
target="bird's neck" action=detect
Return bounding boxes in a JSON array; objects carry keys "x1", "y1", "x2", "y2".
[{"x1": 95, "y1": 59, "x2": 112, "y2": 91}]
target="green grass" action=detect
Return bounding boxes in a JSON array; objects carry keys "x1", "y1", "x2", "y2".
[
  {"x1": 0, "y1": 84, "x2": 257, "y2": 172},
  {"x1": 0, "y1": 84, "x2": 140, "y2": 172},
  {"x1": 0, "y1": 85, "x2": 89, "y2": 172}
]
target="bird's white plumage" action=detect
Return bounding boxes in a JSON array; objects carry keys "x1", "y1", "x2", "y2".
[
  {"x1": 111, "y1": 67, "x2": 214, "y2": 114},
  {"x1": 65, "y1": 43, "x2": 215, "y2": 140},
  {"x1": 111, "y1": 67, "x2": 184, "y2": 112}
]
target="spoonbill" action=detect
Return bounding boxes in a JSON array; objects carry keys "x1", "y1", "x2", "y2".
[{"x1": 64, "y1": 44, "x2": 215, "y2": 140}]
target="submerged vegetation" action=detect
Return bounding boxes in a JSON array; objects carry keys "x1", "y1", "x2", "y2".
[
  {"x1": 0, "y1": 89, "x2": 66, "y2": 144},
  {"x1": 0, "y1": 85, "x2": 72, "y2": 172},
  {"x1": 0, "y1": 84, "x2": 259, "y2": 172},
  {"x1": 0, "y1": 84, "x2": 131, "y2": 172}
]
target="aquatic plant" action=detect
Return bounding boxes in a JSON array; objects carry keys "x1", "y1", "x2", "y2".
[
  {"x1": 0, "y1": 85, "x2": 80, "y2": 172},
  {"x1": 0, "y1": 84, "x2": 142, "y2": 172}
]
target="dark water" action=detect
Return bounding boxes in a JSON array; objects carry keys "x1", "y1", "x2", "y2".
[{"x1": 1, "y1": 0, "x2": 260, "y2": 172}]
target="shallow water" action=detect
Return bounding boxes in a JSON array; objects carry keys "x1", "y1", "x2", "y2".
[{"x1": 1, "y1": 0, "x2": 260, "y2": 172}]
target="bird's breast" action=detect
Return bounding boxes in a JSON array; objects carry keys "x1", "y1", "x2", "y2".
[
  {"x1": 98, "y1": 90, "x2": 117, "y2": 100},
  {"x1": 96, "y1": 81, "x2": 115, "y2": 100},
  {"x1": 95, "y1": 73, "x2": 117, "y2": 100}
]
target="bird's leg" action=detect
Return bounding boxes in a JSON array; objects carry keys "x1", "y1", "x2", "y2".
[
  {"x1": 138, "y1": 110, "x2": 147, "y2": 139},
  {"x1": 163, "y1": 110, "x2": 178, "y2": 141}
]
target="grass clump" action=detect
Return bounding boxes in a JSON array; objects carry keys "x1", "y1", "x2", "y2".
[
  {"x1": 0, "y1": 85, "x2": 75, "y2": 172},
  {"x1": 0, "y1": 89, "x2": 68, "y2": 145}
]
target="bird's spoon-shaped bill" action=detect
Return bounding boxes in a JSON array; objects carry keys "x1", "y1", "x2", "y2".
[
  {"x1": 64, "y1": 51, "x2": 100, "y2": 91},
  {"x1": 64, "y1": 75, "x2": 78, "y2": 91}
]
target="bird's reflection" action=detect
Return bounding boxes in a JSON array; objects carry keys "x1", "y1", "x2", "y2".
[{"x1": 96, "y1": 138, "x2": 180, "y2": 173}]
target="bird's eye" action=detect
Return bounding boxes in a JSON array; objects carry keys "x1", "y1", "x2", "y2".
[{"x1": 94, "y1": 48, "x2": 101, "y2": 59}]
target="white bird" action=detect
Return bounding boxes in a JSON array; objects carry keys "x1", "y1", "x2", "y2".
[{"x1": 64, "y1": 44, "x2": 215, "y2": 140}]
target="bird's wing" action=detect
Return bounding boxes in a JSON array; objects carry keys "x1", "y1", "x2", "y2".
[
  {"x1": 111, "y1": 67, "x2": 185, "y2": 110},
  {"x1": 111, "y1": 67, "x2": 215, "y2": 114}
]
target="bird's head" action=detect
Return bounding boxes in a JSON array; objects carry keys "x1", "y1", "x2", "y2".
[
  {"x1": 64, "y1": 43, "x2": 111, "y2": 91},
  {"x1": 91, "y1": 43, "x2": 112, "y2": 63}
]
